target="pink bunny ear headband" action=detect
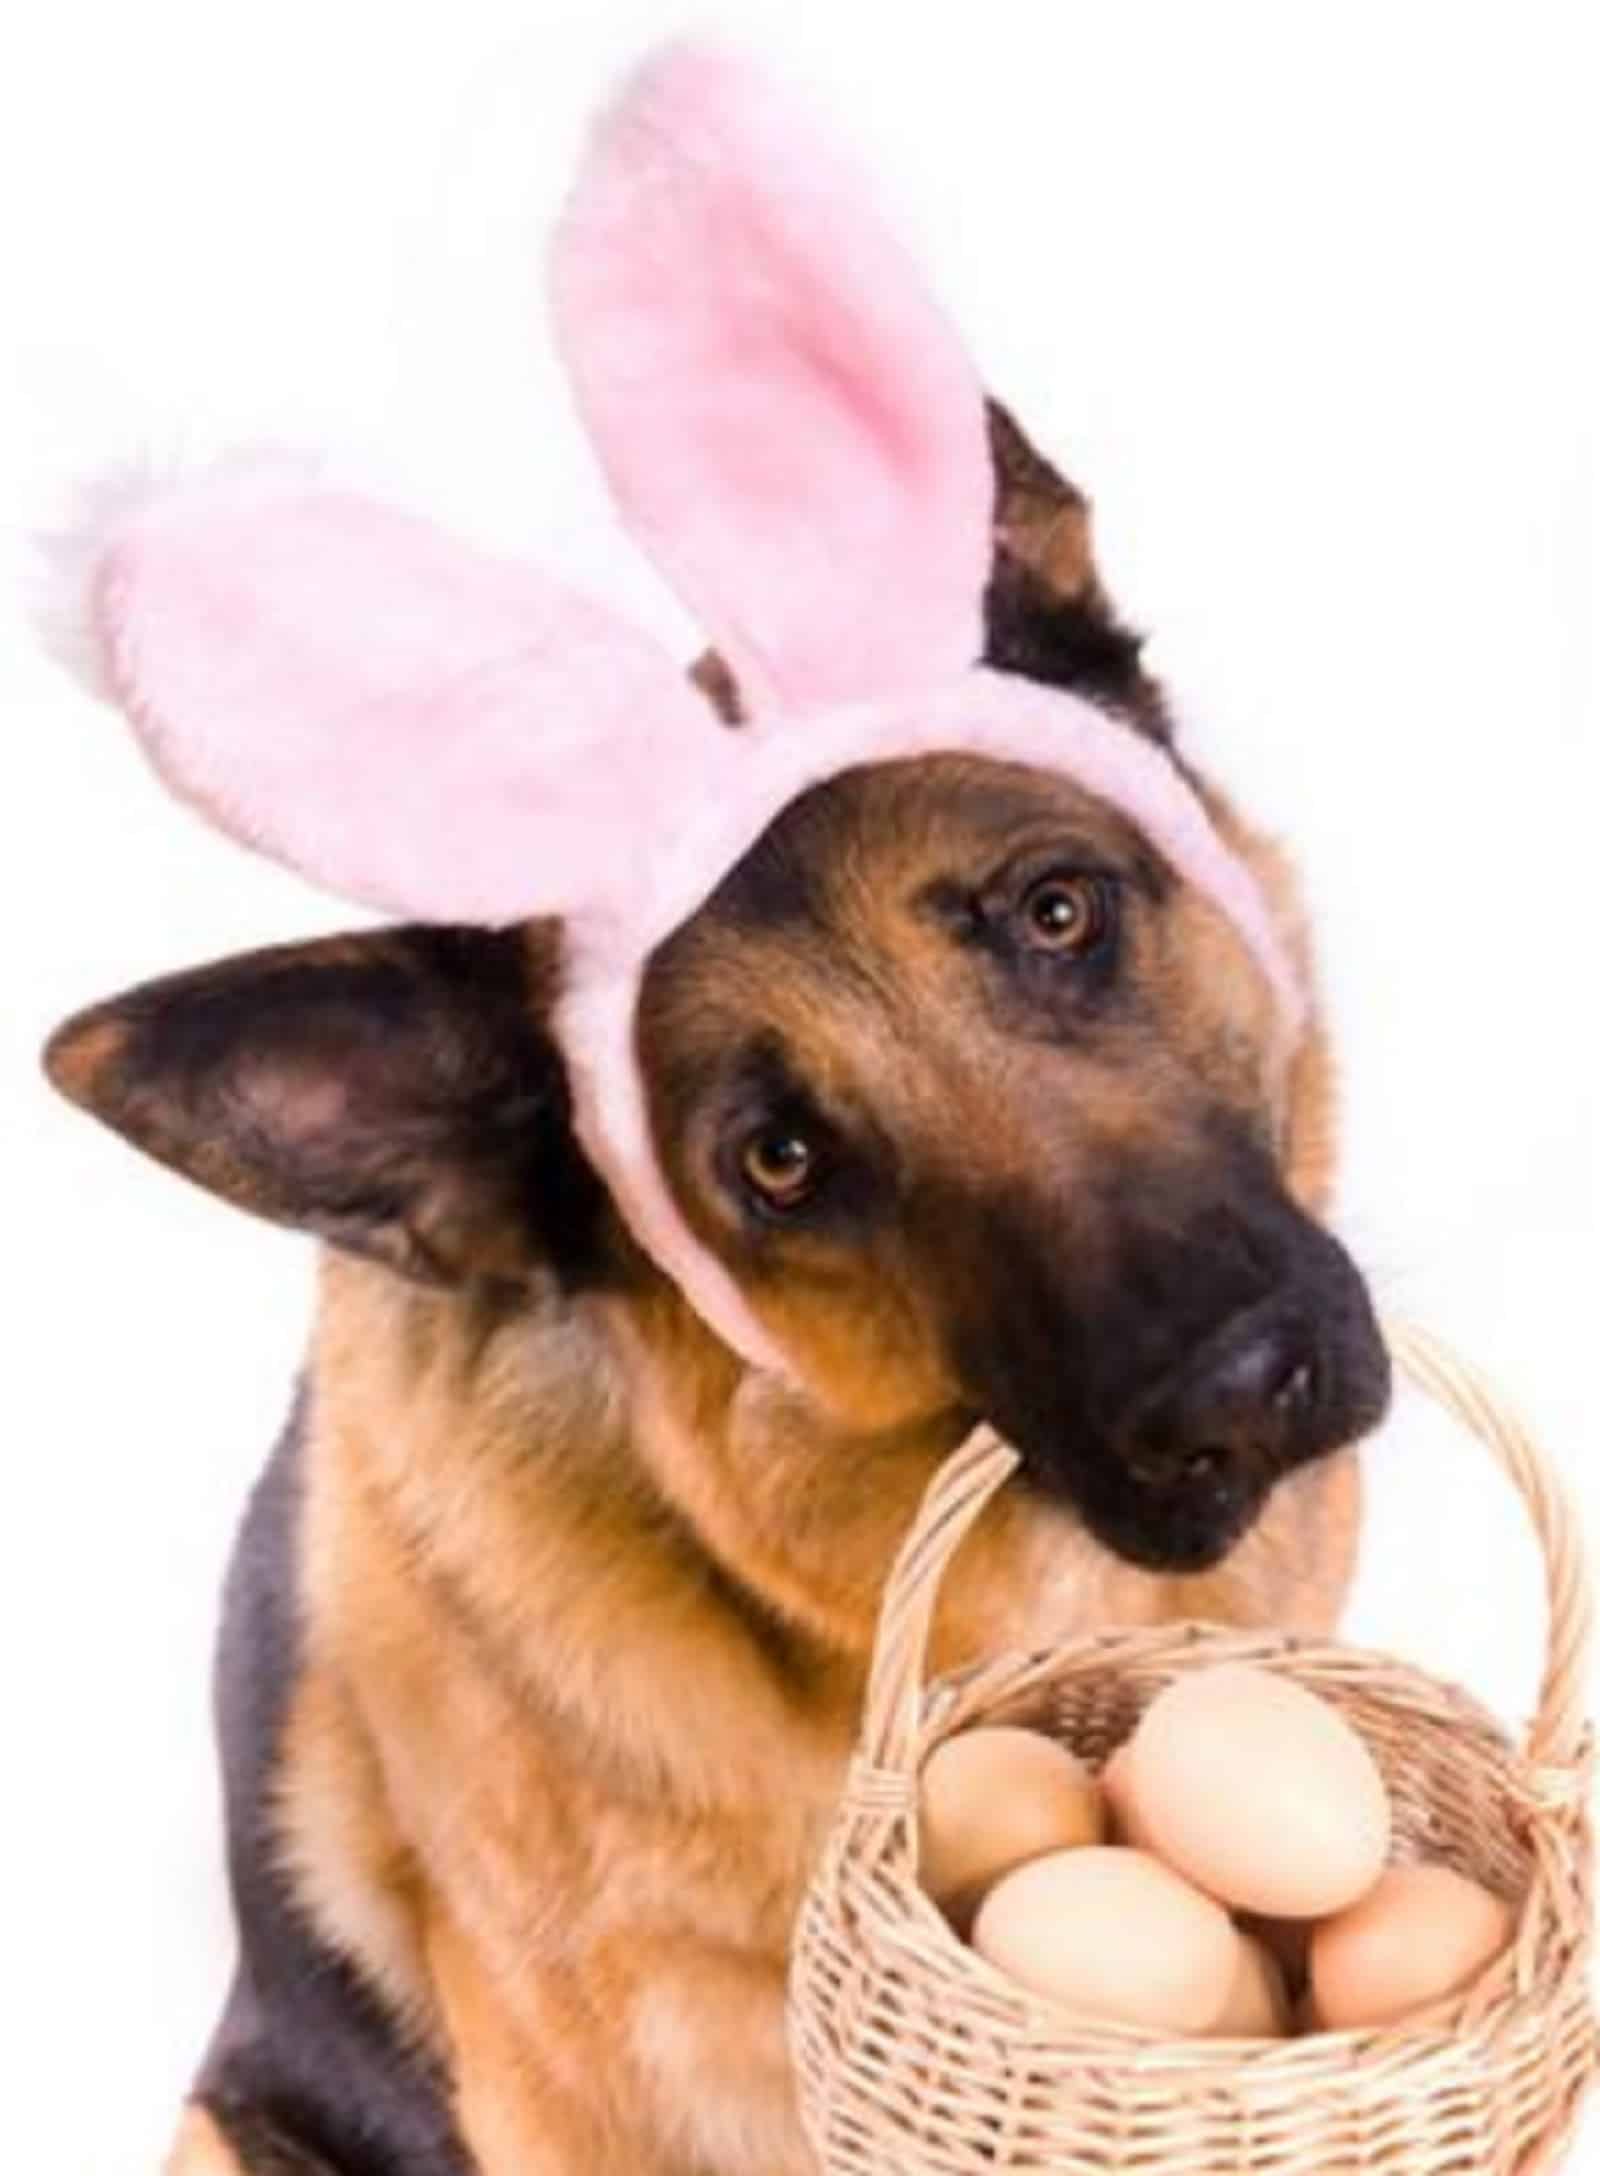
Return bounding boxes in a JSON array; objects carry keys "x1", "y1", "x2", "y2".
[{"x1": 65, "y1": 42, "x2": 1303, "y2": 1381}]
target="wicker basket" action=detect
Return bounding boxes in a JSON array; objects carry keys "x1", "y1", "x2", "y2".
[{"x1": 790, "y1": 1320, "x2": 1598, "y2": 2174}]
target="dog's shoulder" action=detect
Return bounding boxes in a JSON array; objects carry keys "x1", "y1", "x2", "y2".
[{"x1": 194, "y1": 1400, "x2": 472, "y2": 2175}]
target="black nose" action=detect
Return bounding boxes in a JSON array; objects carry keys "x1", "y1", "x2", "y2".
[{"x1": 1123, "y1": 1305, "x2": 1319, "y2": 1488}]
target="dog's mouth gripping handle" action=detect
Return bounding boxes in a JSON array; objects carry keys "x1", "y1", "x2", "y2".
[{"x1": 852, "y1": 1318, "x2": 1594, "y2": 1790}]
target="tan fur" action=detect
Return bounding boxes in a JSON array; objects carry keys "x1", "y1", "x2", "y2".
[
  {"x1": 165, "y1": 2106, "x2": 247, "y2": 2176},
  {"x1": 275, "y1": 1663, "x2": 437, "y2": 2039},
  {"x1": 988, "y1": 398, "x2": 1101, "y2": 600}
]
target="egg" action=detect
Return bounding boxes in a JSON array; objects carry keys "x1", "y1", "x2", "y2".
[
  {"x1": 1207, "y1": 1932, "x2": 1291, "y2": 2037},
  {"x1": 971, "y1": 1846, "x2": 1240, "y2": 2032},
  {"x1": 1117, "y1": 1664, "x2": 1391, "y2": 1917},
  {"x1": 917, "y1": 1727, "x2": 1104, "y2": 1922},
  {"x1": 1309, "y1": 1864, "x2": 1515, "y2": 2029}
]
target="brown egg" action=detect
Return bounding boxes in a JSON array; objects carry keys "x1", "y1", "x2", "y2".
[
  {"x1": 1119, "y1": 1665, "x2": 1391, "y2": 1917},
  {"x1": 1206, "y1": 1932, "x2": 1291, "y2": 2037},
  {"x1": 917, "y1": 1727, "x2": 1104, "y2": 1923},
  {"x1": 1309, "y1": 1864, "x2": 1516, "y2": 2029},
  {"x1": 972, "y1": 1846, "x2": 1239, "y2": 2032}
]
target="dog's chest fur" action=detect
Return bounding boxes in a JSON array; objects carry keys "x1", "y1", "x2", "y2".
[{"x1": 273, "y1": 1254, "x2": 1358, "y2": 2174}]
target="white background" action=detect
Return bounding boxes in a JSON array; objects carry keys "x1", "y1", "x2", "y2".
[{"x1": 0, "y1": 3, "x2": 1593, "y2": 2169}]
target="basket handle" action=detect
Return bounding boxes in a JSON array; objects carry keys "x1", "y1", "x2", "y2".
[
  {"x1": 1384, "y1": 1318, "x2": 1591, "y2": 1773},
  {"x1": 855, "y1": 1316, "x2": 1592, "y2": 1781}
]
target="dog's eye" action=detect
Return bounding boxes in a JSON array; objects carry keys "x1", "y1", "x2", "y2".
[
  {"x1": 1019, "y1": 872, "x2": 1115, "y2": 955},
  {"x1": 740, "y1": 1127, "x2": 819, "y2": 1211}
]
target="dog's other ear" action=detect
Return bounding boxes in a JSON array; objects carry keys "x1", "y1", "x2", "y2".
[
  {"x1": 983, "y1": 400, "x2": 1171, "y2": 741},
  {"x1": 42, "y1": 925, "x2": 604, "y2": 1288}
]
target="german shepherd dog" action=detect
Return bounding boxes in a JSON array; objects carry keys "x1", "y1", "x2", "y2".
[{"x1": 45, "y1": 403, "x2": 1389, "y2": 2174}]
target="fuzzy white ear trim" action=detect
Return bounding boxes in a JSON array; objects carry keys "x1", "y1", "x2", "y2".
[
  {"x1": 29, "y1": 450, "x2": 326, "y2": 704},
  {"x1": 31, "y1": 460, "x2": 175, "y2": 702}
]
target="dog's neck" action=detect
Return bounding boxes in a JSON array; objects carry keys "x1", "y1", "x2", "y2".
[{"x1": 305, "y1": 1252, "x2": 864, "y2": 1824}]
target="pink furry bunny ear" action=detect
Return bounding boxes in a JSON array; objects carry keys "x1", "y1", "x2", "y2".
[
  {"x1": 550, "y1": 42, "x2": 993, "y2": 716},
  {"x1": 73, "y1": 462, "x2": 715, "y2": 924}
]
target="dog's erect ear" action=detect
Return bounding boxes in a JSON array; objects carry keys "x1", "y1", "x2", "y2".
[
  {"x1": 983, "y1": 401, "x2": 1170, "y2": 740},
  {"x1": 42, "y1": 926, "x2": 605, "y2": 1288}
]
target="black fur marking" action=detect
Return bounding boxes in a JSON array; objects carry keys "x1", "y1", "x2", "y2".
[
  {"x1": 699, "y1": 814, "x2": 833, "y2": 935},
  {"x1": 197, "y1": 1405, "x2": 473, "y2": 2176},
  {"x1": 941, "y1": 1123, "x2": 1390, "y2": 1571},
  {"x1": 982, "y1": 550, "x2": 1171, "y2": 737},
  {"x1": 198, "y1": 2104, "x2": 346, "y2": 2174}
]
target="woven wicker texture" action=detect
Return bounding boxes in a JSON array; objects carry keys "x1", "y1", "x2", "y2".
[{"x1": 790, "y1": 1320, "x2": 1598, "y2": 2173}]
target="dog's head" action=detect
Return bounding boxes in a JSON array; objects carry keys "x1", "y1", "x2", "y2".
[{"x1": 45, "y1": 404, "x2": 1388, "y2": 1576}]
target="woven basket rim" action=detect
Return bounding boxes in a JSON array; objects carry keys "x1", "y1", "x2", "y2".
[{"x1": 914, "y1": 1617, "x2": 1529, "y2": 1751}]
